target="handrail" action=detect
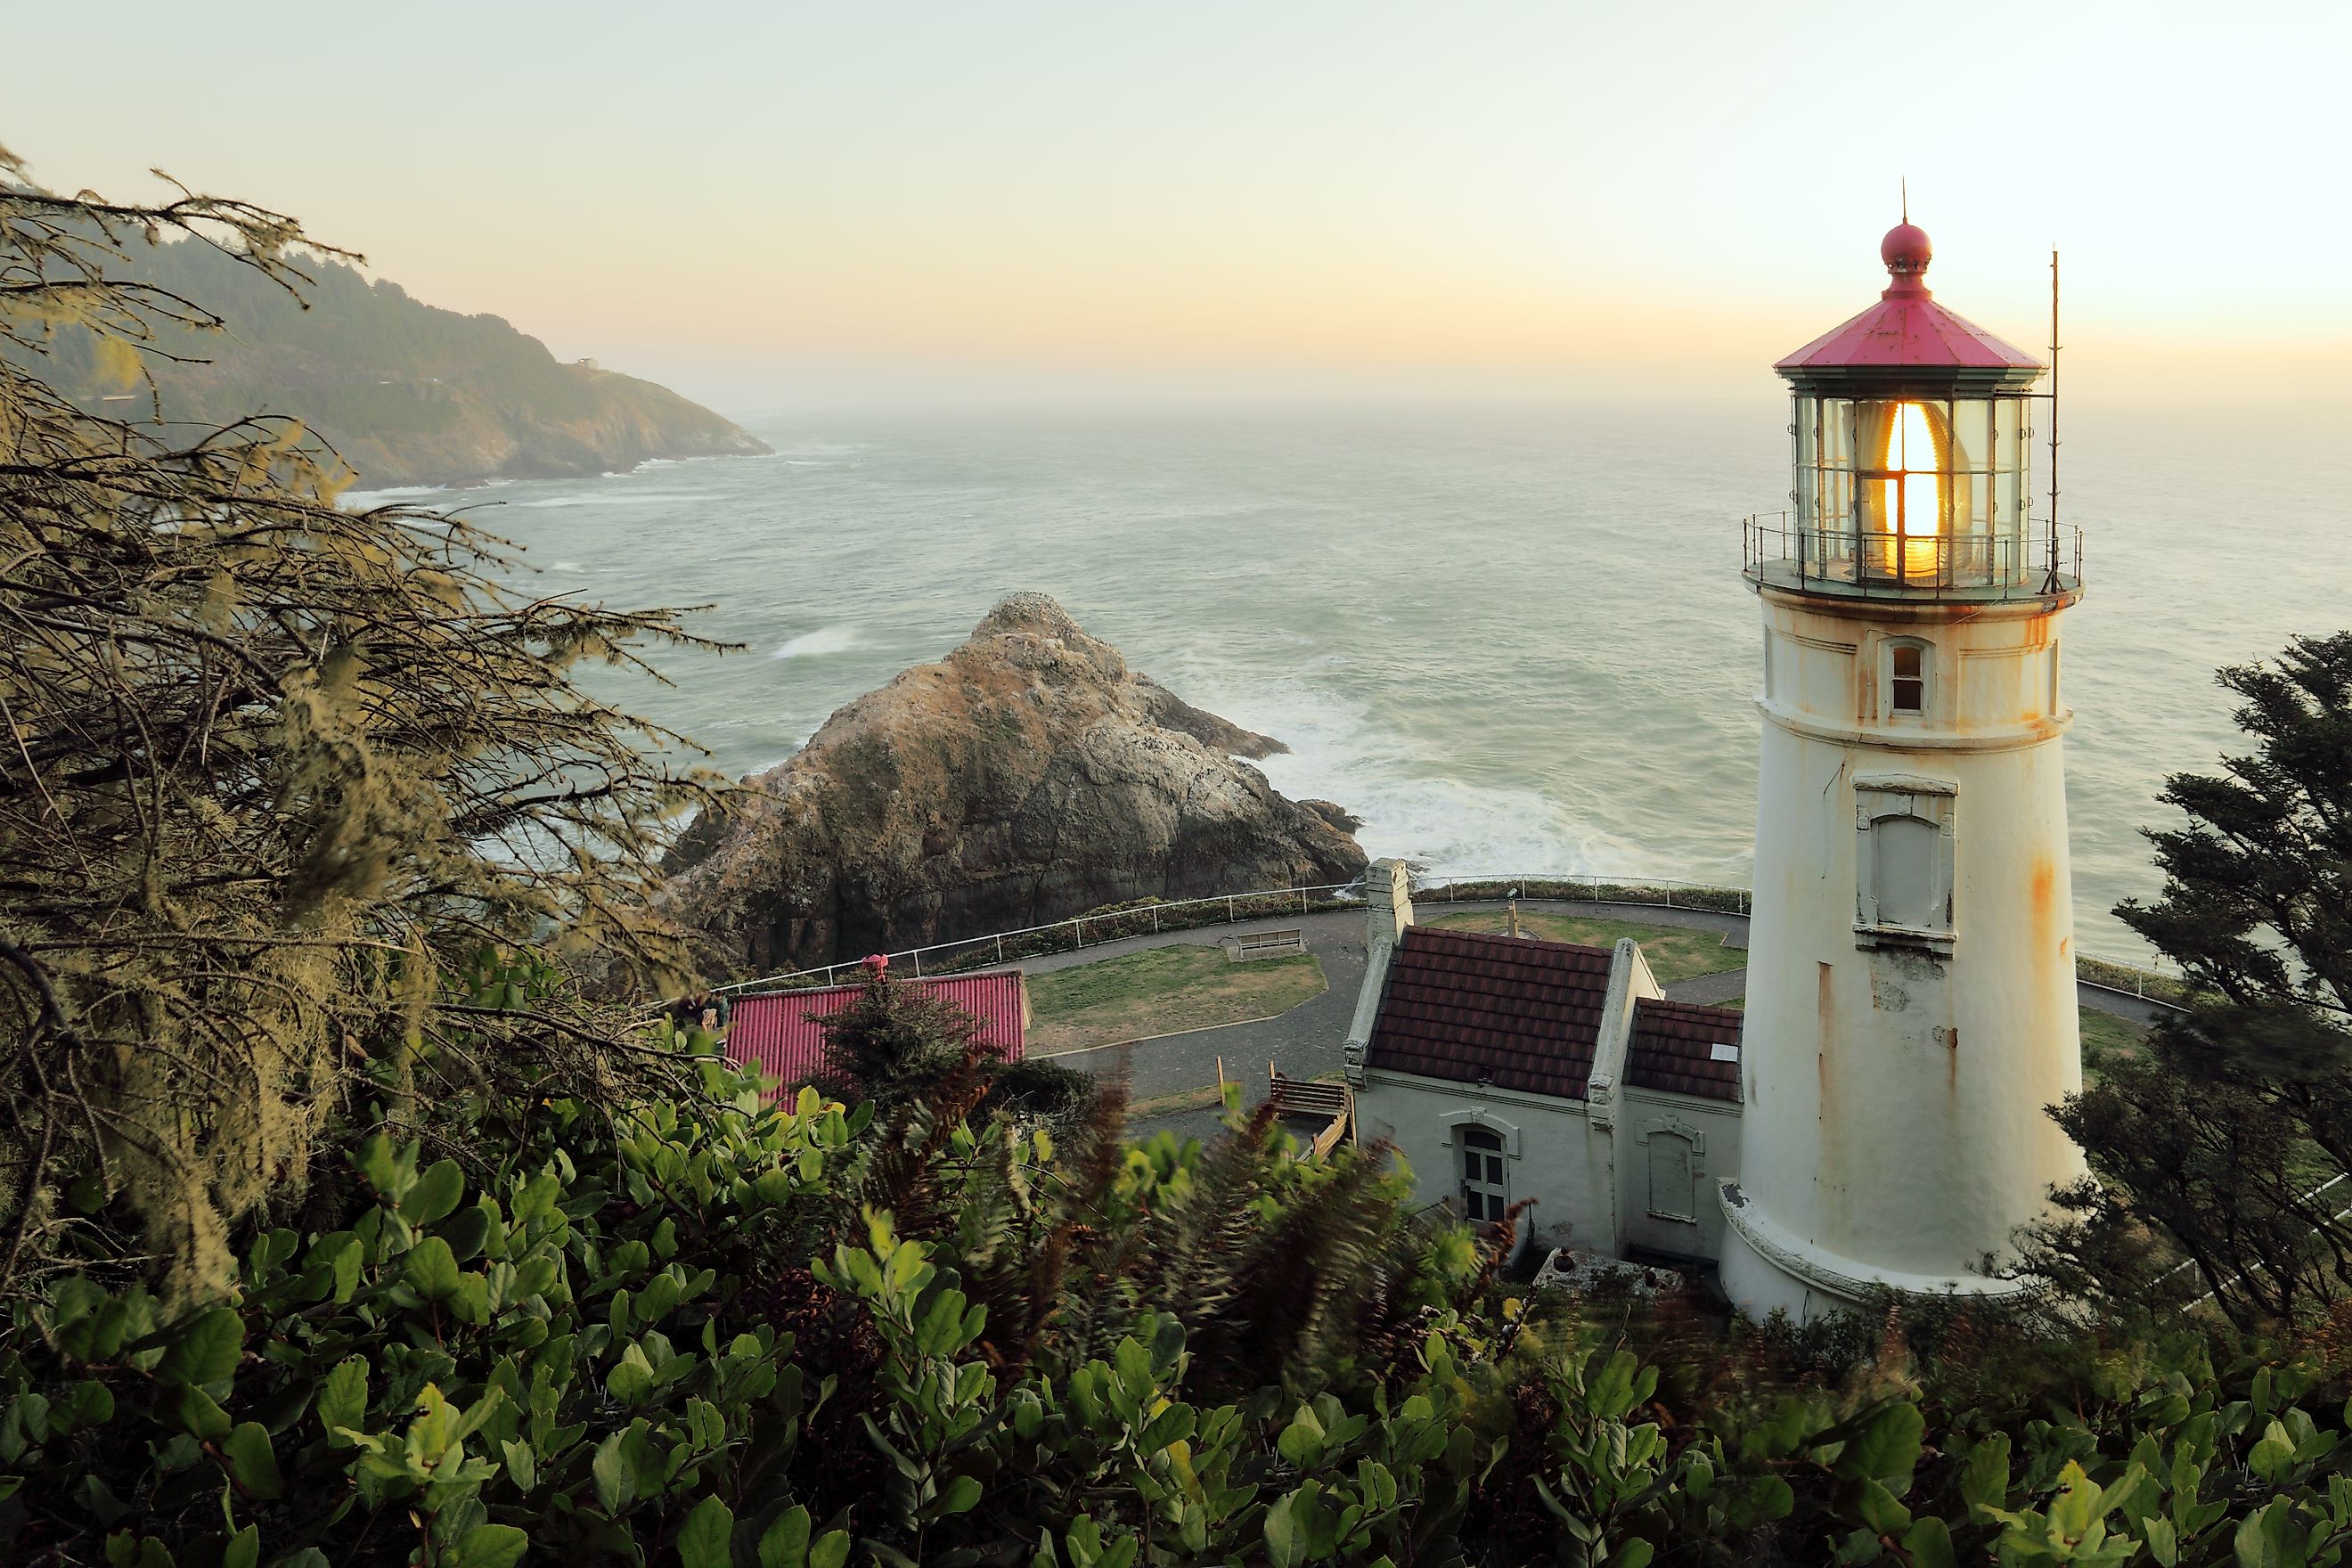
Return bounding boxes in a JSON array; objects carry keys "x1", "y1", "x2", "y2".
[
  {"x1": 1743, "y1": 511, "x2": 2083, "y2": 600},
  {"x1": 719, "y1": 879, "x2": 1368, "y2": 995},
  {"x1": 715, "y1": 868, "x2": 2186, "y2": 1004}
]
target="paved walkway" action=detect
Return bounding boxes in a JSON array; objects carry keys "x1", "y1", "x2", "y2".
[
  {"x1": 1034, "y1": 911, "x2": 1368, "y2": 1101},
  {"x1": 1011, "y1": 897, "x2": 2170, "y2": 1118}
]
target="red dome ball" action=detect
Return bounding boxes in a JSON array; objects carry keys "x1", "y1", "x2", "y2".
[{"x1": 1881, "y1": 222, "x2": 1932, "y2": 274}]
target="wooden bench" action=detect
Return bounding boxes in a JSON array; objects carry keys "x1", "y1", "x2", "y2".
[{"x1": 1228, "y1": 927, "x2": 1306, "y2": 961}]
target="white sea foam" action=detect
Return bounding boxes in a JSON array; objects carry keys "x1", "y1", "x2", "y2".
[
  {"x1": 508, "y1": 492, "x2": 698, "y2": 509},
  {"x1": 549, "y1": 560, "x2": 587, "y2": 574},
  {"x1": 1205, "y1": 675, "x2": 1654, "y2": 880},
  {"x1": 772, "y1": 626, "x2": 861, "y2": 660},
  {"x1": 339, "y1": 484, "x2": 452, "y2": 510}
]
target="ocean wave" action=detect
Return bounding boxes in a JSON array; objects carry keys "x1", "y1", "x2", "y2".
[
  {"x1": 339, "y1": 484, "x2": 453, "y2": 510},
  {"x1": 508, "y1": 492, "x2": 698, "y2": 509},
  {"x1": 1199, "y1": 675, "x2": 1655, "y2": 878},
  {"x1": 772, "y1": 625, "x2": 861, "y2": 660}
]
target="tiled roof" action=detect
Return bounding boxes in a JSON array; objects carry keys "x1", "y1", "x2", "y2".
[
  {"x1": 1626, "y1": 998, "x2": 1744, "y2": 1104},
  {"x1": 1365, "y1": 927, "x2": 1612, "y2": 1100},
  {"x1": 729, "y1": 971, "x2": 1026, "y2": 1095}
]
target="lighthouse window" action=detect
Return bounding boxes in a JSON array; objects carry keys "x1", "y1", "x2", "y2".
[
  {"x1": 1891, "y1": 645, "x2": 1924, "y2": 712},
  {"x1": 1458, "y1": 1125, "x2": 1508, "y2": 1222},
  {"x1": 1883, "y1": 637, "x2": 1933, "y2": 718},
  {"x1": 1853, "y1": 774, "x2": 1957, "y2": 952}
]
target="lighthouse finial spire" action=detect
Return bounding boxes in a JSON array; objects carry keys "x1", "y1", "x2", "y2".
[{"x1": 1900, "y1": 176, "x2": 1907, "y2": 224}]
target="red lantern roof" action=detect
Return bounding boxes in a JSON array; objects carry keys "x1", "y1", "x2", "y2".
[{"x1": 1776, "y1": 224, "x2": 2042, "y2": 388}]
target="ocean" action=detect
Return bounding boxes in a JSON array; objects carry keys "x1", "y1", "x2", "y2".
[{"x1": 351, "y1": 396, "x2": 2352, "y2": 961}]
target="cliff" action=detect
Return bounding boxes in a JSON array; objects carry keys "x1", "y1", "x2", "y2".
[
  {"x1": 664, "y1": 594, "x2": 1368, "y2": 974},
  {"x1": 32, "y1": 239, "x2": 768, "y2": 488}
]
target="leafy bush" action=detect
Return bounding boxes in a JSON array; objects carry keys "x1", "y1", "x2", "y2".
[
  {"x1": 0, "y1": 1051, "x2": 866, "y2": 1565},
  {"x1": 5, "y1": 1024, "x2": 2349, "y2": 1566}
]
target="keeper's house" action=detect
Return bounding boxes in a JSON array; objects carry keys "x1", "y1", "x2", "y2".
[{"x1": 1343, "y1": 862, "x2": 1744, "y2": 1264}]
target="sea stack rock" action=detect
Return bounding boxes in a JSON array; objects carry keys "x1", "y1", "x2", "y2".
[{"x1": 664, "y1": 593, "x2": 1368, "y2": 973}]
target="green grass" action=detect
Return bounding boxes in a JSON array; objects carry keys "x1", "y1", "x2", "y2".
[
  {"x1": 1028, "y1": 943, "x2": 1327, "y2": 1054},
  {"x1": 1419, "y1": 910, "x2": 1744, "y2": 984},
  {"x1": 2079, "y1": 1007, "x2": 2150, "y2": 1081}
]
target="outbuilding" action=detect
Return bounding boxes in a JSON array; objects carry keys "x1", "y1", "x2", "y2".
[{"x1": 1343, "y1": 862, "x2": 1743, "y2": 1266}]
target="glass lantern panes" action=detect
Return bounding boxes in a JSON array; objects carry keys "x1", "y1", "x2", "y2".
[
  {"x1": 1459, "y1": 1125, "x2": 1507, "y2": 1222},
  {"x1": 1791, "y1": 394, "x2": 2032, "y2": 589}
]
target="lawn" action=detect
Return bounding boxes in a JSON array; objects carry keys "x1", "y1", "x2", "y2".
[
  {"x1": 1027, "y1": 943, "x2": 1328, "y2": 1054},
  {"x1": 1418, "y1": 909, "x2": 1744, "y2": 984},
  {"x1": 2078, "y1": 1007, "x2": 2150, "y2": 1081}
]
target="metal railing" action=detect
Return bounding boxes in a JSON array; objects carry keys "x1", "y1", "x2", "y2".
[
  {"x1": 720, "y1": 880, "x2": 1367, "y2": 995},
  {"x1": 1744, "y1": 512, "x2": 2083, "y2": 599},
  {"x1": 717, "y1": 867, "x2": 2186, "y2": 1006},
  {"x1": 1408, "y1": 870, "x2": 1752, "y2": 916}
]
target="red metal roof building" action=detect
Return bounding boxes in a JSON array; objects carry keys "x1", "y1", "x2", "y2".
[{"x1": 727, "y1": 968, "x2": 1029, "y2": 1094}]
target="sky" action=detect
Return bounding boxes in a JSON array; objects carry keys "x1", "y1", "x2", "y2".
[{"x1": 11, "y1": 0, "x2": 2347, "y2": 413}]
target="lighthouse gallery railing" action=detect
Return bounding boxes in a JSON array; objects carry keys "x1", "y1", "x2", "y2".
[{"x1": 1744, "y1": 511, "x2": 2083, "y2": 599}]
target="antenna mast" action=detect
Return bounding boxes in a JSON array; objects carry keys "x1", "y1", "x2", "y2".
[{"x1": 2043, "y1": 249, "x2": 2062, "y2": 594}]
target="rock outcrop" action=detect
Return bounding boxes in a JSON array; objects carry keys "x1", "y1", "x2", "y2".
[{"x1": 665, "y1": 594, "x2": 1367, "y2": 974}]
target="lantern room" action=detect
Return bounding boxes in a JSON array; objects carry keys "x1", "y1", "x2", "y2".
[{"x1": 1748, "y1": 223, "x2": 2070, "y2": 595}]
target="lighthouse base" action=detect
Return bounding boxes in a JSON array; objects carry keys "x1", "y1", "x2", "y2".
[{"x1": 1716, "y1": 1181, "x2": 2028, "y2": 1325}]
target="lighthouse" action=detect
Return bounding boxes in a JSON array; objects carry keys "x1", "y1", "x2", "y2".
[{"x1": 1717, "y1": 222, "x2": 2086, "y2": 1321}]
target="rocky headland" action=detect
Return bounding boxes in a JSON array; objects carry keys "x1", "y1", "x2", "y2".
[
  {"x1": 664, "y1": 594, "x2": 1368, "y2": 974},
  {"x1": 31, "y1": 240, "x2": 769, "y2": 488}
]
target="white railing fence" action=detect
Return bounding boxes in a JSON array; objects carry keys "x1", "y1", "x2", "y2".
[
  {"x1": 718, "y1": 868, "x2": 2187, "y2": 1004},
  {"x1": 719, "y1": 880, "x2": 1366, "y2": 995}
]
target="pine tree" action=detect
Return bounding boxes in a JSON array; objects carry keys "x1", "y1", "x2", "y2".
[{"x1": 2043, "y1": 633, "x2": 2352, "y2": 1326}]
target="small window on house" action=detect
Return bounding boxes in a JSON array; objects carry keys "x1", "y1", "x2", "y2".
[
  {"x1": 1458, "y1": 1125, "x2": 1507, "y2": 1222},
  {"x1": 1646, "y1": 1131, "x2": 1696, "y2": 1222},
  {"x1": 1891, "y1": 641, "x2": 1926, "y2": 715}
]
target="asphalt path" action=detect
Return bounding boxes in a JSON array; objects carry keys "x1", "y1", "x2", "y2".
[{"x1": 1004, "y1": 898, "x2": 2173, "y2": 1127}]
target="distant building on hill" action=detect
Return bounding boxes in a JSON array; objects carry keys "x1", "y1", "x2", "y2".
[{"x1": 726, "y1": 966, "x2": 1030, "y2": 1092}]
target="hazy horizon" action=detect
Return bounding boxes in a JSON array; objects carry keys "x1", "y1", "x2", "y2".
[{"x1": 12, "y1": 0, "x2": 2347, "y2": 413}]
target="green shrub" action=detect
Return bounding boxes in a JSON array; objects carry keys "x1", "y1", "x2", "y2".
[{"x1": 5, "y1": 1032, "x2": 2351, "y2": 1565}]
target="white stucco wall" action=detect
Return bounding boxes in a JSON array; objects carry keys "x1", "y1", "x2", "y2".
[
  {"x1": 1356, "y1": 1073, "x2": 1613, "y2": 1260},
  {"x1": 1618, "y1": 1089, "x2": 1744, "y2": 1262},
  {"x1": 1723, "y1": 587, "x2": 2087, "y2": 1319}
]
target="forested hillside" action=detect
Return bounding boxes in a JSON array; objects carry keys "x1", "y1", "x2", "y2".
[{"x1": 31, "y1": 234, "x2": 768, "y2": 486}]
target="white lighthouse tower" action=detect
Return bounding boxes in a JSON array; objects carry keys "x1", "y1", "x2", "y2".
[{"x1": 1718, "y1": 222, "x2": 2087, "y2": 1321}]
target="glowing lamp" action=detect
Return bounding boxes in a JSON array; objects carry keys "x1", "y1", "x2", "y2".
[{"x1": 1759, "y1": 222, "x2": 2050, "y2": 592}]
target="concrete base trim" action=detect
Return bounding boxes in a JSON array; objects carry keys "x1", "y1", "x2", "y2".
[
  {"x1": 1717, "y1": 1180, "x2": 2022, "y2": 1304},
  {"x1": 1756, "y1": 696, "x2": 2071, "y2": 754}
]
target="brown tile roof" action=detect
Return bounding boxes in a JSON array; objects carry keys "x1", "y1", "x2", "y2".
[
  {"x1": 1626, "y1": 998, "x2": 1744, "y2": 1104},
  {"x1": 1365, "y1": 927, "x2": 1613, "y2": 1100}
]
